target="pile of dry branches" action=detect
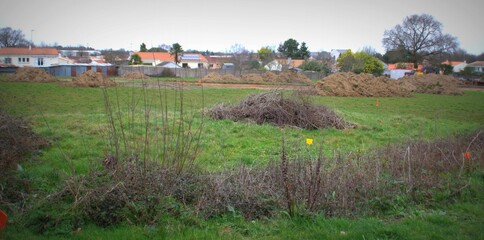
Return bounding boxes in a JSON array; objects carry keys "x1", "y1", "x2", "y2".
[{"x1": 208, "y1": 92, "x2": 352, "y2": 130}]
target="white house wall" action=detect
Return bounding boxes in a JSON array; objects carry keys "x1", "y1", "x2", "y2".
[{"x1": 2, "y1": 55, "x2": 58, "y2": 67}]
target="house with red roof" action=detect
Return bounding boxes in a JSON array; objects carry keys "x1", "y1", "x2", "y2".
[
  {"x1": 133, "y1": 52, "x2": 208, "y2": 69},
  {"x1": 441, "y1": 60, "x2": 467, "y2": 73},
  {"x1": 0, "y1": 47, "x2": 60, "y2": 67}
]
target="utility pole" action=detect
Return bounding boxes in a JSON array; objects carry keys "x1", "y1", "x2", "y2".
[{"x1": 30, "y1": 29, "x2": 34, "y2": 50}]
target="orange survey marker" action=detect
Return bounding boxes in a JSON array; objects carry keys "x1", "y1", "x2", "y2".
[
  {"x1": 0, "y1": 210, "x2": 7, "y2": 236},
  {"x1": 376, "y1": 99, "x2": 380, "y2": 107},
  {"x1": 464, "y1": 151, "x2": 472, "y2": 161}
]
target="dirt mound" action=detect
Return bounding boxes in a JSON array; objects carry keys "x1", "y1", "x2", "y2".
[
  {"x1": 276, "y1": 71, "x2": 312, "y2": 83},
  {"x1": 120, "y1": 71, "x2": 150, "y2": 79},
  {"x1": 401, "y1": 74, "x2": 464, "y2": 95},
  {"x1": 6, "y1": 67, "x2": 58, "y2": 82},
  {"x1": 71, "y1": 70, "x2": 116, "y2": 87},
  {"x1": 200, "y1": 71, "x2": 312, "y2": 84},
  {"x1": 208, "y1": 92, "x2": 352, "y2": 130},
  {"x1": 200, "y1": 72, "x2": 239, "y2": 82},
  {"x1": 316, "y1": 72, "x2": 414, "y2": 97},
  {"x1": 240, "y1": 73, "x2": 264, "y2": 82}
]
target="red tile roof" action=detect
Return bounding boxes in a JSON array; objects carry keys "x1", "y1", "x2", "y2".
[
  {"x1": 135, "y1": 52, "x2": 174, "y2": 61},
  {"x1": 0, "y1": 47, "x2": 58, "y2": 55},
  {"x1": 134, "y1": 52, "x2": 208, "y2": 62},
  {"x1": 442, "y1": 60, "x2": 464, "y2": 66}
]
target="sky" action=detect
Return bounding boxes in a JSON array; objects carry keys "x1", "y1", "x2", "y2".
[{"x1": 1, "y1": 0, "x2": 483, "y2": 54}]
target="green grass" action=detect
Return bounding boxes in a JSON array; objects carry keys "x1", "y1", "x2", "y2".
[
  {"x1": 1, "y1": 81, "x2": 484, "y2": 239},
  {"x1": 1, "y1": 82, "x2": 483, "y2": 173}
]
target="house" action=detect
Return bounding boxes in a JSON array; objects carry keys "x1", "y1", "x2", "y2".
[
  {"x1": 442, "y1": 60, "x2": 467, "y2": 73},
  {"x1": 385, "y1": 62, "x2": 423, "y2": 79},
  {"x1": 133, "y1": 52, "x2": 208, "y2": 69},
  {"x1": 179, "y1": 54, "x2": 208, "y2": 69},
  {"x1": 263, "y1": 58, "x2": 305, "y2": 71},
  {"x1": 330, "y1": 49, "x2": 348, "y2": 61},
  {"x1": 206, "y1": 55, "x2": 233, "y2": 69},
  {"x1": 264, "y1": 60, "x2": 282, "y2": 71},
  {"x1": 157, "y1": 61, "x2": 181, "y2": 68},
  {"x1": 466, "y1": 61, "x2": 484, "y2": 73},
  {"x1": 0, "y1": 47, "x2": 60, "y2": 67},
  {"x1": 134, "y1": 52, "x2": 174, "y2": 66}
]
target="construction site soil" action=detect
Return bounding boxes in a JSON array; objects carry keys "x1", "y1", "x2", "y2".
[
  {"x1": 6, "y1": 67, "x2": 58, "y2": 83},
  {"x1": 69, "y1": 70, "x2": 116, "y2": 87},
  {"x1": 199, "y1": 71, "x2": 313, "y2": 84},
  {"x1": 316, "y1": 72, "x2": 464, "y2": 97},
  {"x1": 120, "y1": 72, "x2": 150, "y2": 79}
]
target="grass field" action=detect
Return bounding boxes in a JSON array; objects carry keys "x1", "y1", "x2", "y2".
[{"x1": 1, "y1": 80, "x2": 483, "y2": 239}]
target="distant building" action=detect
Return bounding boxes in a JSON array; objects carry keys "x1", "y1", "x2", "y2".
[
  {"x1": 133, "y1": 52, "x2": 207, "y2": 68},
  {"x1": 441, "y1": 60, "x2": 467, "y2": 73},
  {"x1": 330, "y1": 49, "x2": 348, "y2": 61},
  {"x1": 0, "y1": 47, "x2": 59, "y2": 67},
  {"x1": 467, "y1": 61, "x2": 484, "y2": 73}
]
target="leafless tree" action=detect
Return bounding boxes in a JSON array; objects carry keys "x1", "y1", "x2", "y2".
[
  {"x1": 229, "y1": 43, "x2": 251, "y2": 72},
  {"x1": 383, "y1": 14, "x2": 458, "y2": 68},
  {"x1": 0, "y1": 27, "x2": 30, "y2": 48}
]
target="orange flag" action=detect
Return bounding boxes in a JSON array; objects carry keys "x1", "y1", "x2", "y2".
[
  {"x1": 376, "y1": 99, "x2": 380, "y2": 107},
  {"x1": 0, "y1": 210, "x2": 7, "y2": 235}
]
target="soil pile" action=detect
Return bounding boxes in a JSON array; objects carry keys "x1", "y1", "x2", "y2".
[
  {"x1": 120, "y1": 72, "x2": 150, "y2": 79},
  {"x1": 316, "y1": 72, "x2": 414, "y2": 97},
  {"x1": 401, "y1": 74, "x2": 464, "y2": 95},
  {"x1": 200, "y1": 72, "x2": 239, "y2": 82},
  {"x1": 200, "y1": 71, "x2": 312, "y2": 84},
  {"x1": 6, "y1": 67, "x2": 58, "y2": 82},
  {"x1": 208, "y1": 92, "x2": 352, "y2": 130},
  {"x1": 71, "y1": 70, "x2": 116, "y2": 87}
]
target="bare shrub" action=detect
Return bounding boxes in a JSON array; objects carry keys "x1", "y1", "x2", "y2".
[
  {"x1": 208, "y1": 91, "x2": 352, "y2": 130},
  {"x1": 0, "y1": 110, "x2": 49, "y2": 213},
  {"x1": 70, "y1": 70, "x2": 116, "y2": 87},
  {"x1": 195, "y1": 130, "x2": 483, "y2": 218},
  {"x1": 6, "y1": 67, "x2": 57, "y2": 82}
]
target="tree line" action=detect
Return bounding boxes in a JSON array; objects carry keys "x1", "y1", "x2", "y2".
[{"x1": 2, "y1": 13, "x2": 483, "y2": 74}]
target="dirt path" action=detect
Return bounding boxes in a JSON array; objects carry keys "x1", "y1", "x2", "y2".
[{"x1": 118, "y1": 81, "x2": 314, "y2": 91}]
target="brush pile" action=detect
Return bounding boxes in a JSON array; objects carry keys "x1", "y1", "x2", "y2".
[{"x1": 208, "y1": 92, "x2": 352, "y2": 130}]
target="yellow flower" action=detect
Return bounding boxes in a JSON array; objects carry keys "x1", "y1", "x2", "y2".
[{"x1": 306, "y1": 138, "x2": 313, "y2": 146}]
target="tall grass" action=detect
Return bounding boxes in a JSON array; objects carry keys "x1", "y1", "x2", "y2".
[{"x1": 100, "y1": 80, "x2": 204, "y2": 173}]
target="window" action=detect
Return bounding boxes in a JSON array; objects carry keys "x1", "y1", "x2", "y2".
[
  {"x1": 4, "y1": 58, "x2": 12, "y2": 64},
  {"x1": 182, "y1": 63, "x2": 189, "y2": 68},
  {"x1": 198, "y1": 63, "x2": 203, "y2": 69},
  {"x1": 37, "y1": 58, "x2": 44, "y2": 66},
  {"x1": 22, "y1": 58, "x2": 26, "y2": 62},
  {"x1": 18, "y1": 58, "x2": 21, "y2": 62},
  {"x1": 26, "y1": 58, "x2": 29, "y2": 62}
]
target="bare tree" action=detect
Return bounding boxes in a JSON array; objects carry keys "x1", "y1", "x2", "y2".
[
  {"x1": 0, "y1": 27, "x2": 30, "y2": 48},
  {"x1": 229, "y1": 43, "x2": 251, "y2": 72},
  {"x1": 383, "y1": 14, "x2": 458, "y2": 68}
]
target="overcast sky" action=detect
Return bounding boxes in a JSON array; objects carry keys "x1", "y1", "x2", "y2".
[{"x1": 1, "y1": 0, "x2": 483, "y2": 54}]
